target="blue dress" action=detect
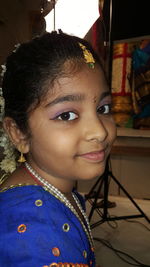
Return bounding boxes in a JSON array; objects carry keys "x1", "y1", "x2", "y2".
[{"x1": 0, "y1": 185, "x2": 95, "y2": 267}]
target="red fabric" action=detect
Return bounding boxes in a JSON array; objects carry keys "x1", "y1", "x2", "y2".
[{"x1": 112, "y1": 43, "x2": 132, "y2": 96}]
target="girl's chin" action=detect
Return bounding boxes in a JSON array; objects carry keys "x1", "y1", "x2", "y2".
[
  {"x1": 79, "y1": 169, "x2": 106, "y2": 181},
  {"x1": 79, "y1": 159, "x2": 107, "y2": 179}
]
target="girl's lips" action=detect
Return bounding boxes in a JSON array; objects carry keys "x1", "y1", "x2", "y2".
[{"x1": 79, "y1": 150, "x2": 105, "y2": 162}]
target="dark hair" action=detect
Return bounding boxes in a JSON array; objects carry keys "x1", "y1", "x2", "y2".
[{"x1": 2, "y1": 31, "x2": 102, "y2": 133}]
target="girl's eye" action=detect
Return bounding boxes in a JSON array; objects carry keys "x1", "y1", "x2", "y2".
[
  {"x1": 57, "y1": 111, "x2": 78, "y2": 121},
  {"x1": 97, "y1": 104, "x2": 111, "y2": 114}
]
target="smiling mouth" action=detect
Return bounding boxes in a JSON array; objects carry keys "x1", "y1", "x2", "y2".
[{"x1": 79, "y1": 150, "x2": 106, "y2": 162}]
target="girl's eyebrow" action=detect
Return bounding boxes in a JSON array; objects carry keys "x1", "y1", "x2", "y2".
[
  {"x1": 45, "y1": 94, "x2": 85, "y2": 107},
  {"x1": 45, "y1": 91, "x2": 111, "y2": 107}
]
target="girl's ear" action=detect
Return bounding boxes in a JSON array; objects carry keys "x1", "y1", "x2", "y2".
[{"x1": 3, "y1": 117, "x2": 30, "y2": 154}]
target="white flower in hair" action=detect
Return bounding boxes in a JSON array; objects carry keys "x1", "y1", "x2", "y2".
[
  {"x1": 0, "y1": 130, "x2": 16, "y2": 174},
  {"x1": 0, "y1": 87, "x2": 4, "y2": 122},
  {"x1": 0, "y1": 58, "x2": 17, "y2": 176},
  {"x1": 13, "y1": 43, "x2": 21, "y2": 53},
  {"x1": 0, "y1": 64, "x2": 6, "y2": 78},
  {"x1": 0, "y1": 87, "x2": 3, "y2": 96},
  {"x1": 0, "y1": 86, "x2": 16, "y2": 174},
  {"x1": 0, "y1": 98, "x2": 4, "y2": 121},
  {"x1": 0, "y1": 157, "x2": 16, "y2": 173}
]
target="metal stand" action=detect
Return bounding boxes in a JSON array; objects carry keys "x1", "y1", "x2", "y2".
[{"x1": 85, "y1": 157, "x2": 150, "y2": 229}]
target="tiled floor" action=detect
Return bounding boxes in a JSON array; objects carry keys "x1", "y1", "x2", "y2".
[{"x1": 85, "y1": 196, "x2": 150, "y2": 267}]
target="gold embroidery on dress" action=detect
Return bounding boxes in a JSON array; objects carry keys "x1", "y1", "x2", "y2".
[{"x1": 0, "y1": 183, "x2": 38, "y2": 192}]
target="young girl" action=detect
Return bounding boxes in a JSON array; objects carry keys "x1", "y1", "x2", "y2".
[{"x1": 0, "y1": 31, "x2": 116, "y2": 267}]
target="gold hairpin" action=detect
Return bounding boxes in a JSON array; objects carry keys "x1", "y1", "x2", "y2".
[{"x1": 79, "y1": 43, "x2": 95, "y2": 69}]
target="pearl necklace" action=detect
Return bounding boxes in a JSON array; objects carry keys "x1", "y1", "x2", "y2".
[{"x1": 24, "y1": 162, "x2": 94, "y2": 249}]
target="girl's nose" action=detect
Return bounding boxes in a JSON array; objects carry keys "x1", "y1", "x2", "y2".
[{"x1": 84, "y1": 116, "x2": 108, "y2": 143}]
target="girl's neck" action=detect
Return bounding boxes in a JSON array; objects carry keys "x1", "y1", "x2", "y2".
[{"x1": 23, "y1": 162, "x2": 76, "y2": 193}]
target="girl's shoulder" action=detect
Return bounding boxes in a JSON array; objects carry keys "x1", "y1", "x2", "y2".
[
  {"x1": 0, "y1": 184, "x2": 76, "y2": 222},
  {"x1": 0, "y1": 184, "x2": 59, "y2": 214},
  {"x1": 0, "y1": 185, "x2": 94, "y2": 266},
  {"x1": 0, "y1": 184, "x2": 72, "y2": 240},
  {"x1": 0, "y1": 167, "x2": 46, "y2": 208},
  {"x1": 0, "y1": 184, "x2": 92, "y2": 266},
  {"x1": 0, "y1": 166, "x2": 37, "y2": 190}
]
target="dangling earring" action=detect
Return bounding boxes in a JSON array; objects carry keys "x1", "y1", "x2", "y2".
[
  {"x1": 18, "y1": 152, "x2": 26, "y2": 163},
  {"x1": 18, "y1": 145, "x2": 26, "y2": 163}
]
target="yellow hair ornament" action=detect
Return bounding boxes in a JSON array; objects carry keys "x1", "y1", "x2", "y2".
[{"x1": 79, "y1": 43, "x2": 95, "y2": 69}]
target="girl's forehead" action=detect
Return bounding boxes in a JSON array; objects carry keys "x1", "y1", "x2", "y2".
[
  {"x1": 52, "y1": 63, "x2": 105, "y2": 89},
  {"x1": 42, "y1": 66, "x2": 110, "y2": 107}
]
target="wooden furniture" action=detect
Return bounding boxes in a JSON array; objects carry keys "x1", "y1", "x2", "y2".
[
  {"x1": 110, "y1": 128, "x2": 150, "y2": 199},
  {"x1": 112, "y1": 128, "x2": 150, "y2": 158}
]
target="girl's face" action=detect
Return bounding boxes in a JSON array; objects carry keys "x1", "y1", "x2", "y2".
[{"x1": 27, "y1": 65, "x2": 116, "y2": 192}]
